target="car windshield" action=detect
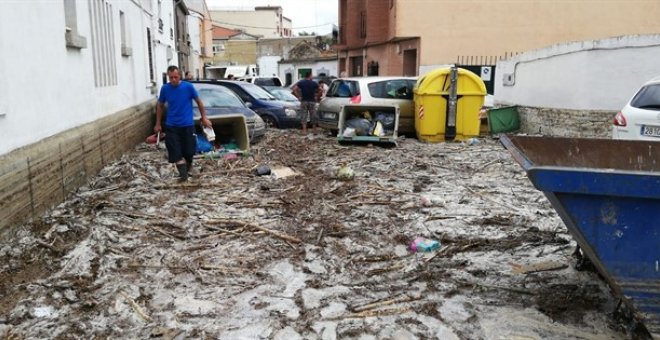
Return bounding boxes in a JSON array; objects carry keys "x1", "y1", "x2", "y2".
[
  {"x1": 367, "y1": 79, "x2": 416, "y2": 100},
  {"x1": 631, "y1": 84, "x2": 660, "y2": 110},
  {"x1": 194, "y1": 87, "x2": 245, "y2": 107},
  {"x1": 268, "y1": 88, "x2": 298, "y2": 102},
  {"x1": 242, "y1": 83, "x2": 277, "y2": 100},
  {"x1": 327, "y1": 80, "x2": 359, "y2": 98},
  {"x1": 255, "y1": 78, "x2": 282, "y2": 86},
  {"x1": 270, "y1": 89, "x2": 297, "y2": 101}
]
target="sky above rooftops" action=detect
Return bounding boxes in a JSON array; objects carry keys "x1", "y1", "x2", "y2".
[{"x1": 207, "y1": 0, "x2": 338, "y2": 35}]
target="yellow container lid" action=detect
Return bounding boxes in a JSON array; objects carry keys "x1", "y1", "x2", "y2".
[{"x1": 414, "y1": 67, "x2": 487, "y2": 96}]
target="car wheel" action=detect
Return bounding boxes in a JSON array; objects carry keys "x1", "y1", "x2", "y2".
[{"x1": 262, "y1": 116, "x2": 278, "y2": 129}]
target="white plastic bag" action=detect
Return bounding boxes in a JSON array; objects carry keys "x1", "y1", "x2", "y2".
[{"x1": 342, "y1": 127, "x2": 356, "y2": 137}]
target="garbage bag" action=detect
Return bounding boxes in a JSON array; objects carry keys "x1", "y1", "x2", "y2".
[
  {"x1": 372, "y1": 121, "x2": 384, "y2": 136},
  {"x1": 345, "y1": 118, "x2": 371, "y2": 136},
  {"x1": 342, "y1": 127, "x2": 356, "y2": 137},
  {"x1": 374, "y1": 112, "x2": 395, "y2": 130}
]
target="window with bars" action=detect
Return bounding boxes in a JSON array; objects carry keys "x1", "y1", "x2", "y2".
[
  {"x1": 213, "y1": 43, "x2": 225, "y2": 55},
  {"x1": 89, "y1": 0, "x2": 117, "y2": 87},
  {"x1": 147, "y1": 28, "x2": 155, "y2": 84}
]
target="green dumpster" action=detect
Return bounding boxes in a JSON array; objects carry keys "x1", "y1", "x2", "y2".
[{"x1": 487, "y1": 106, "x2": 520, "y2": 134}]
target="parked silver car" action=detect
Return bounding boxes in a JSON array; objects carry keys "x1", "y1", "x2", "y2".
[
  {"x1": 191, "y1": 82, "x2": 266, "y2": 141},
  {"x1": 317, "y1": 77, "x2": 417, "y2": 134}
]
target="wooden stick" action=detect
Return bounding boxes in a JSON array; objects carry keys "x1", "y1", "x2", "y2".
[
  {"x1": 336, "y1": 307, "x2": 413, "y2": 320},
  {"x1": 148, "y1": 225, "x2": 185, "y2": 240},
  {"x1": 119, "y1": 291, "x2": 152, "y2": 322},
  {"x1": 352, "y1": 295, "x2": 416, "y2": 312},
  {"x1": 316, "y1": 227, "x2": 324, "y2": 244},
  {"x1": 425, "y1": 215, "x2": 459, "y2": 222},
  {"x1": 35, "y1": 239, "x2": 58, "y2": 252},
  {"x1": 424, "y1": 245, "x2": 453, "y2": 263},
  {"x1": 246, "y1": 223, "x2": 301, "y2": 244},
  {"x1": 366, "y1": 263, "x2": 404, "y2": 276},
  {"x1": 474, "y1": 282, "x2": 533, "y2": 295},
  {"x1": 205, "y1": 219, "x2": 301, "y2": 243}
]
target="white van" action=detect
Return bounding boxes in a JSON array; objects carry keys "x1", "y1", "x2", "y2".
[{"x1": 205, "y1": 64, "x2": 258, "y2": 80}]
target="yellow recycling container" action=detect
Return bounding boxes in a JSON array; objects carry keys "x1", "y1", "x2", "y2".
[{"x1": 414, "y1": 67, "x2": 486, "y2": 142}]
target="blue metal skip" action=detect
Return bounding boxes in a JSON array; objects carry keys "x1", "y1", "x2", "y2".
[{"x1": 501, "y1": 135, "x2": 660, "y2": 337}]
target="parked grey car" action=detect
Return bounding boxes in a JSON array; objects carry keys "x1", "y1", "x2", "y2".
[
  {"x1": 191, "y1": 83, "x2": 266, "y2": 141},
  {"x1": 317, "y1": 77, "x2": 417, "y2": 134}
]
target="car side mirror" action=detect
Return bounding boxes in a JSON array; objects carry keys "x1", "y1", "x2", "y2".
[{"x1": 245, "y1": 102, "x2": 253, "y2": 108}]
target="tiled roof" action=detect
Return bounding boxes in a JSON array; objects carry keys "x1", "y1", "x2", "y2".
[{"x1": 213, "y1": 26, "x2": 241, "y2": 39}]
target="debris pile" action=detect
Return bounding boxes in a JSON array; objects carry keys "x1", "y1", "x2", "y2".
[{"x1": 0, "y1": 130, "x2": 638, "y2": 339}]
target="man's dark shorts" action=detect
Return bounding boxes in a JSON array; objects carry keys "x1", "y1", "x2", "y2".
[{"x1": 165, "y1": 125, "x2": 196, "y2": 163}]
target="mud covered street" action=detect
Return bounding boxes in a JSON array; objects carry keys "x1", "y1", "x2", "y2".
[{"x1": 0, "y1": 130, "x2": 642, "y2": 339}]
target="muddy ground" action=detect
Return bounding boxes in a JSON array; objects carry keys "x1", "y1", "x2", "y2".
[{"x1": 0, "y1": 130, "x2": 647, "y2": 339}]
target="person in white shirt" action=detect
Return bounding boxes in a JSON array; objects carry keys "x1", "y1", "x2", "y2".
[{"x1": 318, "y1": 80, "x2": 329, "y2": 101}]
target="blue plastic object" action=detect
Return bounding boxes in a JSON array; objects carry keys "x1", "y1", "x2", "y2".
[
  {"x1": 501, "y1": 135, "x2": 660, "y2": 337},
  {"x1": 410, "y1": 238, "x2": 441, "y2": 252},
  {"x1": 196, "y1": 134, "x2": 213, "y2": 153}
]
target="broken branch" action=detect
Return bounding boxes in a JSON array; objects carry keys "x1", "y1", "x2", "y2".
[{"x1": 120, "y1": 291, "x2": 152, "y2": 322}]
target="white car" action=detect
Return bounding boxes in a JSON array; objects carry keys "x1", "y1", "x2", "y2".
[
  {"x1": 612, "y1": 76, "x2": 660, "y2": 140},
  {"x1": 317, "y1": 77, "x2": 417, "y2": 134}
]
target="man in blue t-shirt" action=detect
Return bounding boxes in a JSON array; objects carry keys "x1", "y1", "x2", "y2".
[
  {"x1": 155, "y1": 65, "x2": 212, "y2": 181},
  {"x1": 292, "y1": 71, "x2": 322, "y2": 134}
]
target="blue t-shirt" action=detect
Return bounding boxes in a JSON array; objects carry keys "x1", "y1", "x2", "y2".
[
  {"x1": 296, "y1": 79, "x2": 319, "y2": 101},
  {"x1": 158, "y1": 81, "x2": 199, "y2": 127}
]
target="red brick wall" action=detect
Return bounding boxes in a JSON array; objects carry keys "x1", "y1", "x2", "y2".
[
  {"x1": 341, "y1": 0, "x2": 366, "y2": 47},
  {"x1": 365, "y1": 0, "x2": 390, "y2": 43},
  {"x1": 340, "y1": 0, "x2": 391, "y2": 48}
]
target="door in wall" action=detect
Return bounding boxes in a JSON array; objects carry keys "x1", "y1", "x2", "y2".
[
  {"x1": 403, "y1": 49, "x2": 417, "y2": 76},
  {"x1": 297, "y1": 68, "x2": 312, "y2": 81},
  {"x1": 350, "y1": 56, "x2": 363, "y2": 77}
]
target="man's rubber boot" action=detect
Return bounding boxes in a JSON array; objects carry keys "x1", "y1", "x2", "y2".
[
  {"x1": 186, "y1": 161, "x2": 194, "y2": 178},
  {"x1": 176, "y1": 163, "x2": 189, "y2": 181}
]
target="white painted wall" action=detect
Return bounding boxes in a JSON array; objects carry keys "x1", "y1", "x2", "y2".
[
  {"x1": 279, "y1": 60, "x2": 338, "y2": 84},
  {"x1": 0, "y1": 0, "x2": 171, "y2": 156},
  {"x1": 187, "y1": 13, "x2": 203, "y2": 79},
  {"x1": 152, "y1": 0, "x2": 176, "y2": 88},
  {"x1": 258, "y1": 56, "x2": 282, "y2": 77},
  {"x1": 495, "y1": 35, "x2": 660, "y2": 110}
]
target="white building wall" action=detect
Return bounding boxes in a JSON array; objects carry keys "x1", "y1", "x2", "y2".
[
  {"x1": 210, "y1": 10, "x2": 281, "y2": 38},
  {"x1": 0, "y1": 0, "x2": 169, "y2": 156},
  {"x1": 187, "y1": 12, "x2": 203, "y2": 79},
  {"x1": 495, "y1": 34, "x2": 660, "y2": 110},
  {"x1": 152, "y1": 0, "x2": 176, "y2": 87},
  {"x1": 279, "y1": 60, "x2": 338, "y2": 84},
  {"x1": 258, "y1": 56, "x2": 282, "y2": 77}
]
